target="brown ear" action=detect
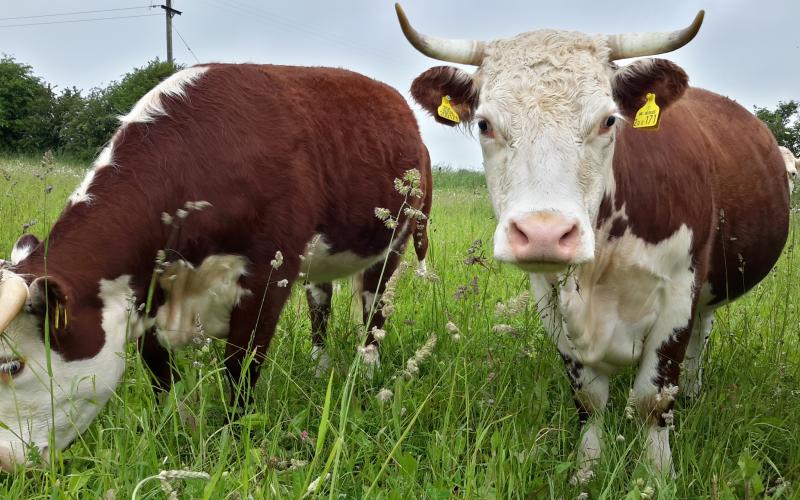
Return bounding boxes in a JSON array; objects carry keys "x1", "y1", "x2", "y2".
[
  {"x1": 411, "y1": 66, "x2": 478, "y2": 126},
  {"x1": 10, "y1": 233, "x2": 39, "y2": 265},
  {"x1": 612, "y1": 58, "x2": 688, "y2": 120},
  {"x1": 28, "y1": 276, "x2": 72, "y2": 336}
]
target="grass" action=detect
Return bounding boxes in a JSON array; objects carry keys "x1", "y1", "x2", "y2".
[{"x1": 0, "y1": 153, "x2": 798, "y2": 498}]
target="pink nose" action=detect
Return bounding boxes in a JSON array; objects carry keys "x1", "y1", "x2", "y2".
[
  {"x1": 0, "y1": 445, "x2": 21, "y2": 472},
  {"x1": 507, "y1": 212, "x2": 581, "y2": 264}
]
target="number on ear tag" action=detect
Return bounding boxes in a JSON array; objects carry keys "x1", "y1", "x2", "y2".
[
  {"x1": 437, "y1": 96, "x2": 460, "y2": 124},
  {"x1": 633, "y1": 93, "x2": 661, "y2": 130}
]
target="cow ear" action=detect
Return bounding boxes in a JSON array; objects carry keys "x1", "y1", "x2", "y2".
[
  {"x1": 28, "y1": 276, "x2": 69, "y2": 319},
  {"x1": 611, "y1": 58, "x2": 689, "y2": 121},
  {"x1": 411, "y1": 66, "x2": 478, "y2": 126},
  {"x1": 10, "y1": 234, "x2": 40, "y2": 265}
]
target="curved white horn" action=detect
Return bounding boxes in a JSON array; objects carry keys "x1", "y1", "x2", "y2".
[
  {"x1": 0, "y1": 272, "x2": 28, "y2": 335},
  {"x1": 395, "y1": 3, "x2": 486, "y2": 66},
  {"x1": 607, "y1": 10, "x2": 704, "y2": 60}
]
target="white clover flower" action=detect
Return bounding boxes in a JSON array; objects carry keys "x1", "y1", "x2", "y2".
[
  {"x1": 276, "y1": 279, "x2": 289, "y2": 288},
  {"x1": 270, "y1": 250, "x2": 284, "y2": 269},
  {"x1": 376, "y1": 388, "x2": 393, "y2": 403}
]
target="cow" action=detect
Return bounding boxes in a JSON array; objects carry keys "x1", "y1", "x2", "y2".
[
  {"x1": 779, "y1": 146, "x2": 798, "y2": 192},
  {"x1": 396, "y1": 4, "x2": 789, "y2": 480},
  {"x1": 0, "y1": 64, "x2": 432, "y2": 470}
]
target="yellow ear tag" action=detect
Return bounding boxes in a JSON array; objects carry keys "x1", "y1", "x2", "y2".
[
  {"x1": 437, "y1": 95, "x2": 460, "y2": 124},
  {"x1": 633, "y1": 93, "x2": 661, "y2": 130}
]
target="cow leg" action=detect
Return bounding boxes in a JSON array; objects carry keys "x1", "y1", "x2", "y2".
[
  {"x1": 358, "y1": 250, "x2": 403, "y2": 373},
  {"x1": 140, "y1": 327, "x2": 176, "y2": 393},
  {"x1": 306, "y1": 282, "x2": 333, "y2": 377},
  {"x1": 633, "y1": 307, "x2": 696, "y2": 476},
  {"x1": 223, "y1": 262, "x2": 297, "y2": 409},
  {"x1": 681, "y1": 310, "x2": 713, "y2": 399},
  {"x1": 560, "y1": 353, "x2": 609, "y2": 484}
]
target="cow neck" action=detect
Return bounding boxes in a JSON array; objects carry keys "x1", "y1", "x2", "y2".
[{"x1": 19, "y1": 196, "x2": 163, "y2": 302}]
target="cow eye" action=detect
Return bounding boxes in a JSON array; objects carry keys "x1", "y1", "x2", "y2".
[
  {"x1": 0, "y1": 359, "x2": 23, "y2": 377},
  {"x1": 600, "y1": 115, "x2": 617, "y2": 132},
  {"x1": 477, "y1": 119, "x2": 491, "y2": 135}
]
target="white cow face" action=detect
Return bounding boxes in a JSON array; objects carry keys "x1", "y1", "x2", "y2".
[
  {"x1": 0, "y1": 240, "x2": 143, "y2": 470},
  {"x1": 779, "y1": 146, "x2": 797, "y2": 192},
  {"x1": 401, "y1": 6, "x2": 699, "y2": 273}
]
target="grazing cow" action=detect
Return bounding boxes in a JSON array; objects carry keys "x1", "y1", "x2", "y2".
[
  {"x1": 779, "y1": 146, "x2": 798, "y2": 192},
  {"x1": 0, "y1": 64, "x2": 431, "y2": 470},
  {"x1": 396, "y1": 4, "x2": 789, "y2": 479}
]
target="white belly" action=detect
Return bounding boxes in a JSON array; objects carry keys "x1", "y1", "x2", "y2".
[{"x1": 301, "y1": 234, "x2": 388, "y2": 283}]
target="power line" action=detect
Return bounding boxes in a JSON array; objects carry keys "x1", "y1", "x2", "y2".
[
  {"x1": 174, "y1": 27, "x2": 200, "y2": 64},
  {"x1": 0, "y1": 6, "x2": 154, "y2": 22},
  {"x1": 0, "y1": 14, "x2": 161, "y2": 29}
]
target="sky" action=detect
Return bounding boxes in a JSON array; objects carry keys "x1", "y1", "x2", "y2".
[{"x1": 1, "y1": 0, "x2": 798, "y2": 170}]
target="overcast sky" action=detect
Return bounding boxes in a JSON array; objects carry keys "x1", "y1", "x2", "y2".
[{"x1": 1, "y1": 0, "x2": 798, "y2": 170}]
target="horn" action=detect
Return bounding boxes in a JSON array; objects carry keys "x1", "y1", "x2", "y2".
[
  {"x1": 607, "y1": 10, "x2": 704, "y2": 60},
  {"x1": 0, "y1": 272, "x2": 28, "y2": 335},
  {"x1": 395, "y1": 3, "x2": 486, "y2": 66}
]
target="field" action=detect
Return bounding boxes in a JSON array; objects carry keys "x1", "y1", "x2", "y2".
[{"x1": 0, "y1": 154, "x2": 799, "y2": 499}]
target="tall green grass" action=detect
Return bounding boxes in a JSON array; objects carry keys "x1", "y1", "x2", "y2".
[{"x1": 0, "y1": 155, "x2": 797, "y2": 498}]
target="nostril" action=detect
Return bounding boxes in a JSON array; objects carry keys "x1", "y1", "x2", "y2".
[
  {"x1": 559, "y1": 224, "x2": 580, "y2": 248},
  {"x1": 508, "y1": 220, "x2": 530, "y2": 247}
]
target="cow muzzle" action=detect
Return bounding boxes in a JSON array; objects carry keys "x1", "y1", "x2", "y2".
[
  {"x1": 504, "y1": 212, "x2": 582, "y2": 270},
  {"x1": 0, "y1": 443, "x2": 46, "y2": 472}
]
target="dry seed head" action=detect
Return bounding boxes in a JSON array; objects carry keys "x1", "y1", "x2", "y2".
[
  {"x1": 277, "y1": 279, "x2": 289, "y2": 288},
  {"x1": 445, "y1": 321, "x2": 459, "y2": 334},
  {"x1": 376, "y1": 388, "x2": 393, "y2": 403},
  {"x1": 270, "y1": 250, "x2": 284, "y2": 269},
  {"x1": 492, "y1": 324, "x2": 517, "y2": 335},
  {"x1": 371, "y1": 327, "x2": 386, "y2": 341},
  {"x1": 374, "y1": 207, "x2": 391, "y2": 221}
]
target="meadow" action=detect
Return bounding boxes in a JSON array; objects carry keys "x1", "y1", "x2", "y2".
[{"x1": 0, "y1": 154, "x2": 798, "y2": 499}]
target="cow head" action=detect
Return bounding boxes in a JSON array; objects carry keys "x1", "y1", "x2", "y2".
[
  {"x1": 0, "y1": 235, "x2": 143, "y2": 471},
  {"x1": 779, "y1": 146, "x2": 797, "y2": 192},
  {"x1": 398, "y1": 4, "x2": 700, "y2": 272}
]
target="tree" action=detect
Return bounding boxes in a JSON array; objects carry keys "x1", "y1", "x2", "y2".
[
  {"x1": 0, "y1": 55, "x2": 56, "y2": 152},
  {"x1": 754, "y1": 101, "x2": 800, "y2": 156},
  {"x1": 60, "y1": 58, "x2": 182, "y2": 159}
]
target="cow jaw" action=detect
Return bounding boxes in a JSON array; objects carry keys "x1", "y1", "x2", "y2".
[{"x1": 0, "y1": 275, "x2": 141, "y2": 469}]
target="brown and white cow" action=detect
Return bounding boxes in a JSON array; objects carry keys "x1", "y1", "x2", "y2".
[
  {"x1": 0, "y1": 64, "x2": 431, "y2": 470},
  {"x1": 396, "y1": 4, "x2": 789, "y2": 479},
  {"x1": 779, "y1": 146, "x2": 798, "y2": 192}
]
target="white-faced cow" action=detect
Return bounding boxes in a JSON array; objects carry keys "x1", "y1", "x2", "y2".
[
  {"x1": 0, "y1": 64, "x2": 431, "y2": 470},
  {"x1": 779, "y1": 146, "x2": 798, "y2": 192},
  {"x1": 396, "y1": 4, "x2": 789, "y2": 479}
]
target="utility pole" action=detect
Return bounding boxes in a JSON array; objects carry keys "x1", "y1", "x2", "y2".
[{"x1": 160, "y1": 1, "x2": 182, "y2": 64}]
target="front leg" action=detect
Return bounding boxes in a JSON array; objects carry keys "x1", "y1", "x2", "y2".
[
  {"x1": 561, "y1": 353, "x2": 609, "y2": 484},
  {"x1": 306, "y1": 282, "x2": 333, "y2": 377},
  {"x1": 531, "y1": 274, "x2": 609, "y2": 483},
  {"x1": 633, "y1": 308, "x2": 696, "y2": 475},
  {"x1": 140, "y1": 327, "x2": 176, "y2": 393}
]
